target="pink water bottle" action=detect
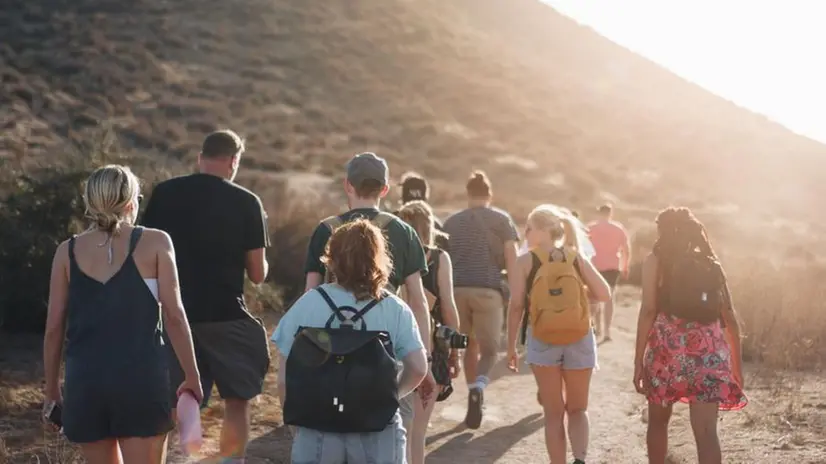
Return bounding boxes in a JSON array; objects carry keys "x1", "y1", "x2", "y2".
[{"x1": 176, "y1": 390, "x2": 203, "y2": 455}]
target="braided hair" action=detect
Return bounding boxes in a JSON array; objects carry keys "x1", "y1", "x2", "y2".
[{"x1": 652, "y1": 207, "x2": 717, "y2": 285}]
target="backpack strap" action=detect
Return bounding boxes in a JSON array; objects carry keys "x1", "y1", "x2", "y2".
[
  {"x1": 370, "y1": 211, "x2": 394, "y2": 229},
  {"x1": 519, "y1": 251, "x2": 543, "y2": 345},
  {"x1": 426, "y1": 247, "x2": 443, "y2": 323},
  {"x1": 322, "y1": 215, "x2": 344, "y2": 232},
  {"x1": 317, "y1": 286, "x2": 383, "y2": 330}
]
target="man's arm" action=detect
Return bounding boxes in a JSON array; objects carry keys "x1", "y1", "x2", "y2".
[
  {"x1": 620, "y1": 226, "x2": 632, "y2": 277},
  {"x1": 303, "y1": 224, "x2": 331, "y2": 293},
  {"x1": 244, "y1": 196, "x2": 271, "y2": 284}
]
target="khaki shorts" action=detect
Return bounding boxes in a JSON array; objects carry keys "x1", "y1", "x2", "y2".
[{"x1": 454, "y1": 287, "x2": 504, "y2": 353}]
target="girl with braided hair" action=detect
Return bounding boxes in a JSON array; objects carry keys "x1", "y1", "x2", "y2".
[{"x1": 633, "y1": 207, "x2": 746, "y2": 464}]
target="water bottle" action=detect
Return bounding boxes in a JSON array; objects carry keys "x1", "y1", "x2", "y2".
[{"x1": 176, "y1": 390, "x2": 203, "y2": 455}]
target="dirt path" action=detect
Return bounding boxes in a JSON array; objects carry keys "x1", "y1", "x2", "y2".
[
  {"x1": 170, "y1": 287, "x2": 826, "y2": 463},
  {"x1": 420, "y1": 289, "x2": 649, "y2": 464}
]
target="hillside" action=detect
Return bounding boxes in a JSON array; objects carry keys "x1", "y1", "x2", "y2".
[{"x1": 2, "y1": 0, "x2": 825, "y2": 236}]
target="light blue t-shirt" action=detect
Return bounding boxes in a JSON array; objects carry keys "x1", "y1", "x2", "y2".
[{"x1": 271, "y1": 284, "x2": 424, "y2": 361}]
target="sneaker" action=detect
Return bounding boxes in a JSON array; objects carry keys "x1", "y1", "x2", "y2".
[
  {"x1": 573, "y1": 460, "x2": 586, "y2": 464},
  {"x1": 465, "y1": 387, "x2": 484, "y2": 429}
]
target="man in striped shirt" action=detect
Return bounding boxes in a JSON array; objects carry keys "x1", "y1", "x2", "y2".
[{"x1": 443, "y1": 171, "x2": 520, "y2": 429}]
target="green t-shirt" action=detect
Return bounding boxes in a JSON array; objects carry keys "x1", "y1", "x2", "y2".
[{"x1": 304, "y1": 208, "x2": 428, "y2": 288}]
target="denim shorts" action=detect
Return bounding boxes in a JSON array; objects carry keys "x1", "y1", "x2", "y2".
[
  {"x1": 291, "y1": 413, "x2": 407, "y2": 464},
  {"x1": 525, "y1": 329, "x2": 598, "y2": 370}
]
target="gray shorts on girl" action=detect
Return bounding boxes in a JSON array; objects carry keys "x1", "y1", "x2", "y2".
[{"x1": 525, "y1": 329, "x2": 598, "y2": 370}]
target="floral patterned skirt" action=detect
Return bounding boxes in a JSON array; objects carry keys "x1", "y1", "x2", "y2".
[{"x1": 643, "y1": 313, "x2": 747, "y2": 410}]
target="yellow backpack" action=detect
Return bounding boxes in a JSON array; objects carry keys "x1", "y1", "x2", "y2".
[{"x1": 527, "y1": 247, "x2": 591, "y2": 345}]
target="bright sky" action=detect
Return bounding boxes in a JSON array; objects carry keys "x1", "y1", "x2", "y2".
[{"x1": 542, "y1": 0, "x2": 826, "y2": 144}]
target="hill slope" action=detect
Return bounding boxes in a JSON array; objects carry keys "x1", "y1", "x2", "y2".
[{"x1": 2, "y1": 0, "x2": 824, "y2": 233}]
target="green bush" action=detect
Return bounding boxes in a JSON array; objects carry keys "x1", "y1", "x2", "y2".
[{"x1": 0, "y1": 169, "x2": 87, "y2": 331}]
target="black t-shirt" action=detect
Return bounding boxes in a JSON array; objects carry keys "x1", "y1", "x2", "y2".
[{"x1": 141, "y1": 173, "x2": 270, "y2": 323}]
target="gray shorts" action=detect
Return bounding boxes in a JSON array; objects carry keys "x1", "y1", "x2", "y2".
[
  {"x1": 291, "y1": 415, "x2": 407, "y2": 464},
  {"x1": 525, "y1": 329, "x2": 598, "y2": 370},
  {"x1": 166, "y1": 314, "x2": 271, "y2": 406}
]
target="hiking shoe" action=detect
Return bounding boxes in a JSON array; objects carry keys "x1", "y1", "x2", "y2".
[
  {"x1": 465, "y1": 387, "x2": 484, "y2": 429},
  {"x1": 573, "y1": 460, "x2": 586, "y2": 464}
]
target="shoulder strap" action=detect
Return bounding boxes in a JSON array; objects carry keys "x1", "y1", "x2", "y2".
[
  {"x1": 316, "y1": 287, "x2": 338, "y2": 312},
  {"x1": 520, "y1": 251, "x2": 543, "y2": 345},
  {"x1": 68, "y1": 235, "x2": 78, "y2": 266},
  {"x1": 318, "y1": 286, "x2": 383, "y2": 330},
  {"x1": 322, "y1": 215, "x2": 344, "y2": 232},
  {"x1": 371, "y1": 211, "x2": 394, "y2": 229},
  {"x1": 128, "y1": 227, "x2": 144, "y2": 255},
  {"x1": 351, "y1": 298, "x2": 382, "y2": 325}
]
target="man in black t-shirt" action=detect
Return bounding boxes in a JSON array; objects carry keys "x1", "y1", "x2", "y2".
[{"x1": 142, "y1": 130, "x2": 271, "y2": 461}]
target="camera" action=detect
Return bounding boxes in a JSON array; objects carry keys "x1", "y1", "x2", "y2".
[{"x1": 434, "y1": 324, "x2": 468, "y2": 349}]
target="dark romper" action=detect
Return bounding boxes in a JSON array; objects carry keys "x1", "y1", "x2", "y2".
[{"x1": 62, "y1": 227, "x2": 174, "y2": 443}]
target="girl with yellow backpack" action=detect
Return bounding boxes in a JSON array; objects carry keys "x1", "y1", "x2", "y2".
[{"x1": 506, "y1": 204, "x2": 611, "y2": 464}]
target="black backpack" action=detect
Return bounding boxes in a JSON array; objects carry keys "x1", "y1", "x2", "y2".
[
  {"x1": 283, "y1": 287, "x2": 399, "y2": 433},
  {"x1": 659, "y1": 252, "x2": 726, "y2": 324}
]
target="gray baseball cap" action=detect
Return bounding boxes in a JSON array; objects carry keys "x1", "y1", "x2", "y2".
[{"x1": 346, "y1": 152, "x2": 389, "y2": 185}]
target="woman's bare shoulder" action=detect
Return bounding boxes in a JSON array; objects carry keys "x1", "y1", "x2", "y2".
[{"x1": 139, "y1": 227, "x2": 174, "y2": 250}]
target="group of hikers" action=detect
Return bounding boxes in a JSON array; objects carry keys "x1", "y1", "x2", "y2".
[{"x1": 40, "y1": 129, "x2": 748, "y2": 464}]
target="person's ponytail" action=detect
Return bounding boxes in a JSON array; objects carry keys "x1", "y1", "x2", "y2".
[{"x1": 561, "y1": 217, "x2": 580, "y2": 252}]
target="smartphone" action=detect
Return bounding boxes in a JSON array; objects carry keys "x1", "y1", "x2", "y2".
[{"x1": 44, "y1": 401, "x2": 63, "y2": 429}]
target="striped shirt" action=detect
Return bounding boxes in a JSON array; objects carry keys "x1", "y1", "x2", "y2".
[{"x1": 444, "y1": 206, "x2": 520, "y2": 290}]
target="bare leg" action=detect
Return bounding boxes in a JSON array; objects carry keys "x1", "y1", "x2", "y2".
[
  {"x1": 561, "y1": 368, "x2": 593, "y2": 462},
  {"x1": 221, "y1": 398, "x2": 251, "y2": 460},
  {"x1": 689, "y1": 402, "x2": 722, "y2": 464},
  {"x1": 410, "y1": 390, "x2": 437, "y2": 464},
  {"x1": 80, "y1": 439, "x2": 122, "y2": 464},
  {"x1": 647, "y1": 403, "x2": 673, "y2": 464},
  {"x1": 120, "y1": 435, "x2": 168, "y2": 464},
  {"x1": 532, "y1": 365, "x2": 566, "y2": 464},
  {"x1": 463, "y1": 339, "x2": 479, "y2": 385}
]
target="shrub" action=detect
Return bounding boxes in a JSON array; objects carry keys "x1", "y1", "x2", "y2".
[
  {"x1": 729, "y1": 256, "x2": 826, "y2": 370},
  {"x1": 0, "y1": 169, "x2": 89, "y2": 331},
  {"x1": 0, "y1": 124, "x2": 175, "y2": 332}
]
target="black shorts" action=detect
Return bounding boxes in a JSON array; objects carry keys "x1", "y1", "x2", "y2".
[
  {"x1": 62, "y1": 359, "x2": 173, "y2": 443},
  {"x1": 599, "y1": 269, "x2": 621, "y2": 290},
  {"x1": 166, "y1": 314, "x2": 271, "y2": 406}
]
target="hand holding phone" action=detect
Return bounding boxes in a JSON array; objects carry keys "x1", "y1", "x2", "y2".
[{"x1": 42, "y1": 401, "x2": 63, "y2": 430}]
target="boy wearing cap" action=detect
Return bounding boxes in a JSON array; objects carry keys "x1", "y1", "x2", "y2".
[
  {"x1": 142, "y1": 129, "x2": 271, "y2": 462},
  {"x1": 303, "y1": 152, "x2": 436, "y2": 437}
]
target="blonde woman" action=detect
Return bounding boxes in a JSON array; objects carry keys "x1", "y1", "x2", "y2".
[
  {"x1": 43, "y1": 165, "x2": 202, "y2": 464},
  {"x1": 397, "y1": 200, "x2": 463, "y2": 464},
  {"x1": 506, "y1": 204, "x2": 610, "y2": 464}
]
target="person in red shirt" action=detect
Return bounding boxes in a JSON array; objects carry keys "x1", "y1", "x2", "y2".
[{"x1": 587, "y1": 204, "x2": 631, "y2": 341}]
